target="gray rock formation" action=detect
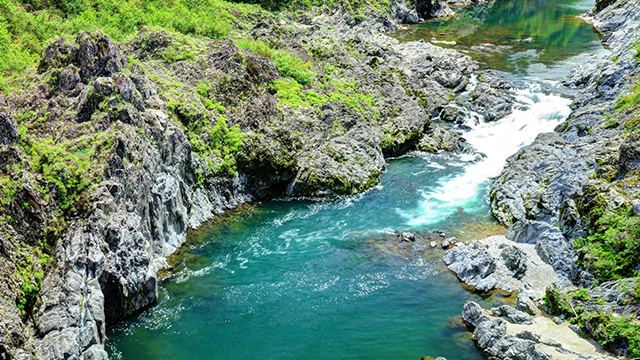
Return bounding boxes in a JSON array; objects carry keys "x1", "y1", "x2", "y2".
[
  {"x1": 0, "y1": 108, "x2": 17, "y2": 145},
  {"x1": 443, "y1": 242, "x2": 498, "y2": 291},
  {"x1": 463, "y1": 301, "x2": 552, "y2": 360},
  {"x1": 466, "y1": 83, "x2": 513, "y2": 122},
  {"x1": 489, "y1": 305, "x2": 534, "y2": 325},
  {"x1": 516, "y1": 293, "x2": 539, "y2": 316},
  {"x1": 505, "y1": 219, "x2": 578, "y2": 282},
  {"x1": 462, "y1": 300, "x2": 491, "y2": 328},
  {"x1": 500, "y1": 245, "x2": 527, "y2": 280},
  {"x1": 443, "y1": 236, "x2": 562, "y2": 296}
]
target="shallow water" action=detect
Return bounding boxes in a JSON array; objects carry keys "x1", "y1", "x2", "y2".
[{"x1": 107, "y1": 0, "x2": 605, "y2": 358}]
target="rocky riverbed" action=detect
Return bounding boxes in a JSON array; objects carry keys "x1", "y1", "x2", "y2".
[
  {"x1": 0, "y1": 0, "x2": 639, "y2": 358},
  {"x1": 447, "y1": 0, "x2": 640, "y2": 357}
]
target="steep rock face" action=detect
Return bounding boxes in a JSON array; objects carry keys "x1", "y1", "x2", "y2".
[
  {"x1": 0, "y1": 109, "x2": 18, "y2": 146},
  {"x1": 489, "y1": 0, "x2": 640, "y2": 282},
  {"x1": 1, "y1": 31, "x2": 254, "y2": 360}
]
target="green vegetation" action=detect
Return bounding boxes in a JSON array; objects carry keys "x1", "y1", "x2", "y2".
[
  {"x1": 236, "y1": 39, "x2": 316, "y2": 84},
  {"x1": 210, "y1": 116, "x2": 245, "y2": 175},
  {"x1": 574, "y1": 206, "x2": 640, "y2": 282},
  {"x1": 544, "y1": 282, "x2": 640, "y2": 357},
  {"x1": 14, "y1": 243, "x2": 50, "y2": 318},
  {"x1": 605, "y1": 317, "x2": 640, "y2": 358},
  {"x1": 268, "y1": 79, "x2": 323, "y2": 107},
  {"x1": 0, "y1": 0, "x2": 265, "y2": 91},
  {"x1": 616, "y1": 81, "x2": 640, "y2": 114}
]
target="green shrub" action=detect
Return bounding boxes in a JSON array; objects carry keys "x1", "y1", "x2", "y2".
[
  {"x1": 272, "y1": 51, "x2": 315, "y2": 85},
  {"x1": 605, "y1": 317, "x2": 640, "y2": 358},
  {"x1": 574, "y1": 207, "x2": 640, "y2": 282},
  {"x1": 210, "y1": 115, "x2": 245, "y2": 175}
]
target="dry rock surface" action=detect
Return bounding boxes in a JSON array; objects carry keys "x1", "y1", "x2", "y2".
[
  {"x1": 462, "y1": 301, "x2": 615, "y2": 360},
  {"x1": 443, "y1": 235, "x2": 562, "y2": 297}
]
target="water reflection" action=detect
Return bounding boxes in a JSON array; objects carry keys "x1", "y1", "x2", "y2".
[{"x1": 393, "y1": 0, "x2": 603, "y2": 73}]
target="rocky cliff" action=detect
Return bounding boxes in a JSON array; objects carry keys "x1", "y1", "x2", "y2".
[
  {"x1": 0, "y1": 2, "x2": 481, "y2": 358},
  {"x1": 489, "y1": 0, "x2": 640, "y2": 281}
]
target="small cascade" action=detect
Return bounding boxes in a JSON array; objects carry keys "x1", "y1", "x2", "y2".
[{"x1": 398, "y1": 79, "x2": 571, "y2": 226}]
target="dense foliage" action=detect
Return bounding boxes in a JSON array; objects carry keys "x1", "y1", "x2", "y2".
[
  {"x1": 574, "y1": 207, "x2": 640, "y2": 282},
  {"x1": 0, "y1": 0, "x2": 264, "y2": 91}
]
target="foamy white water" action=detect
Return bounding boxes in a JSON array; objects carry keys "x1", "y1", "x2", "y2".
[{"x1": 399, "y1": 79, "x2": 571, "y2": 226}]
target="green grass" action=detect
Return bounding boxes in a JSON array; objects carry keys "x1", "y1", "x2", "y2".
[
  {"x1": 236, "y1": 39, "x2": 315, "y2": 85},
  {"x1": 268, "y1": 78, "x2": 324, "y2": 107},
  {"x1": 0, "y1": 0, "x2": 265, "y2": 91}
]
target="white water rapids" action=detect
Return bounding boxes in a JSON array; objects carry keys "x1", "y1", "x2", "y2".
[{"x1": 398, "y1": 77, "x2": 572, "y2": 226}]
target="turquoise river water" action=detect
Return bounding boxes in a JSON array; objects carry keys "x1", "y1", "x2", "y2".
[{"x1": 107, "y1": 0, "x2": 607, "y2": 358}]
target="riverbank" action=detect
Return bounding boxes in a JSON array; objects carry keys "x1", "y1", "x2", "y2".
[
  {"x1": 1, "y1": 0, "x2": 638, "y2": 358},
  {"x1": 0, "y1": 0, "x2": 482, "y2": 358},
  {"x1": 456, "y1": 0, "x2": 640, "y2": 356}
]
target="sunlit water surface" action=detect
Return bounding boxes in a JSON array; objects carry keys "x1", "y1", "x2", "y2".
[{"x1": 107, "y1": 0, "x2": 606, "y2": 358}]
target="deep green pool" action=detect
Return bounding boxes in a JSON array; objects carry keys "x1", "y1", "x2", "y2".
[
  {"x1": 107, "y1": 0, "x2": 605, "y2": 358},
  {"x1": 108, "y1": 156, "x2": 507, "y2": 360}
]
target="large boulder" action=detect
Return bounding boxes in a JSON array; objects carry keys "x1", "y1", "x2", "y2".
[
  {"x1": 490, "y1": 305, "x2": 534, "y2": 325},
  {"x1": 516, "y1": 293, "x2": 540, "y2": 316},
  {"x1": 467, "y1": 83, "x2": 512, "y2": 122},
  {"x1": 500, "y1": 245, "x2": 528, "y2": 280},
  {"x1": 462, "y1": 301, "x2": 492, "y2": 328},
  {"x1": 443, "y1": 242, "x2": 498, "y2": 291}
]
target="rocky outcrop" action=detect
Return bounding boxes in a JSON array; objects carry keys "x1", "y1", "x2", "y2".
[
  {"x1": 0, "y1": 108, "x2": 17, "y2": 146},
  {"x1": 516, "y1": 293, "x2": 539, "y2": 316},
  {"x1": 466, "y1": 83, "x2": 513, "y2": 122},
  {"x1": 1, "y1": 31, "x2": 254, "y2": 360},
  {"x1": 462, "y1": 301, "x2": 553, "y2": 360},
  {"x1": 489, "y1": 305, "x2": 533, "y2": 325},
  {"x1": 491, "y1": 0, "x2": 640, "y2": 243},
  {"x1": 443, "y1": 241, "x2": 499, "y2": 291},
  {"x1": 443, "y1": 236, "x2": 562, "y2": 297}
]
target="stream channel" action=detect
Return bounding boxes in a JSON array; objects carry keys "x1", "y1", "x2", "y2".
[{"x1": 107, "y1": 0, "x2": 608, "y2": 358}]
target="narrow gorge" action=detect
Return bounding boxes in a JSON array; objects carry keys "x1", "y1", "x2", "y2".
[{"x1": 0, "y1": 0, "x2": 638, "y2": 359}]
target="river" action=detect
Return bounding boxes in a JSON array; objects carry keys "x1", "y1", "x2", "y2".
[{"x1": 107, "y1": 0, "x2": 606, "y2": 358}]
